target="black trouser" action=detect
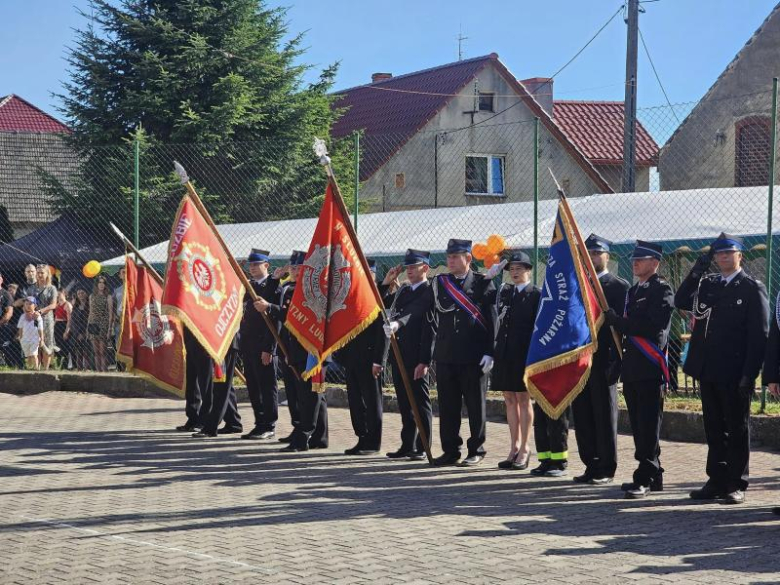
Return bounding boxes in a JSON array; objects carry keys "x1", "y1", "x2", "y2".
[
  {"x1": 242, "y1": 344, "x2": 278, "y2": 432},
  {"x1": 291, "y1": 379, "x2": 329, "y2": 449},
  {"x1": 281, "y1": 362, "x2": 301, "y2": 432},
  {"x1": 533, "y1": 404, "x2": 569, "y2": 463},
  {"x1": 667, "y1": 338, "x2": 683, "y2": 392},
  {"x1": 184, "y1": 333, "x2": 211, "y2": 427},
  {"x1": 391, "y1": 361, "x2": 432, "y2": 453},
  {"x1": 623, "y1": 380, "x2": 664, "y2": 486},
  {"x1": 202, "y1": 346, "x2": 242, "y2": 433},
  {"x1": 572, "y1": 374, "x2": 618, "y2": 477},
  {"x1": 699, "y1": 379, "x2": 750, "y2": 492},
  {"x1": 0, "y1": 325, "x2": 23, "y2": 369},
  {"x1": 436, "y1": 362, "x2": 487, "y2": 457},
  {"x1": 54, "y1": 321, "x2": 70, "y2": 366},
  {"x1": 344, "y1": 363, "x2": 383, "y2": 450}
]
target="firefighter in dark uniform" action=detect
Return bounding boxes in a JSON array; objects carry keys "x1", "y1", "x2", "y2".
[
  {"x1": 255, "y1": 251, "x2": 329, "y2": 452},
  {"x1": 272, "y1": 250, "x2": 306, "y2": 444},
  {"x1": 176, "y1": 329, "x2": 211, "y2": 432},
  {"x1": 337, "y1": 259, "x2": 384, "y2": 456},
  {"x1": 677, "y1": 233, "x2": 768, "y2": 504},
  {"x1": 240, "y1": 249, "x2": 280, "y2": 441},
  {"x1": 490, "y1": 251, "x2": 540, "y2": 471},
  {"x1": 603, "y1": 240, "x2": 674, "y2": 499},
  {"x1": 763, "y1": 286, "x2": 780, "y2": 516},
  {"x1": 572, "y1": 234, "x2": 629, "y2": 484},
  {"x1": 192, "y1": 332, "x2": 244, "y2": 437},
  {"x1": 377, "y1": 249, "x2": 436, "y2": 461},
  {"x1": 419, "y1": 239, "x2": 496, "y2": 467}
]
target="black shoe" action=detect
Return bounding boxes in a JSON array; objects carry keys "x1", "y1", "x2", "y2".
[
  {"x1": 344, "y1": 442, "x2": 364, "y2": 455},
  {"x1": 511, "y1": 453, "x2": 531, "y2": 470},
  {"x1": 432, "y1": 453, "x2": 461, "y2": 467},
  {"x1": 278, "y1": 434, "x2": 294, "y2": 444},
  {"x1": 498, "y1": 452, "x2": 520, "y2": 470},
  {"x1": 722, "y1": 490, "x2": 746, "y2": 505},
  {"x1": 459, "y1": 454, "x2": 485, "y2": 467},
  {"x1": 621, "y1": 482, "x2": 636, "y2": 492},
  {"x1": 280, "y1": 443, "x2": 308, "y2": 453},
  {"x1": 191, "y1": 430, "x2": 217, "y2": 438},
  {"x1": 356, "y1": 448, "x2": 380, "y2": 456},
  {"x1": 588, "y1": 476, "x2": 614, "y2": 485},
  {"x1": 176, "y1": 423, "x2": 201, "y2": 432},
  {"x1": 217, "y1": 426, "x2": 243, "y2": 435},
  {"x1": 772, "y1": 506, "x2": 780, "y2": 516},
  {"x1": 543, "y1": 463, "x2": 568, "y2": 477},
  {"x1": 625, "y1": 484, "x2": 650, "y2": 499},
  {"x1": 241, "y1": 428, "x2": 264, "y2": 440},
  {"x1": 573, "y1": 473, "x2": 593, "y2": 484},
  {"x1": 308, "y1": 442, "x2": 328, "y2": 449},
  {"x1": 387, "y1": 449, "x2": 414, "y2": 459},
  {"x1": 408, "y1": 451, "x2": 426, "y2": 461},
  {"x1": 623, "y1": 476, "x2": 663, "y2": 492},
  {"x1": 690, "y1": 483, "x2": 726, "y2": 500},
  {"x1": 530, "y1": 461, "x2": 551, "y2": 476}
]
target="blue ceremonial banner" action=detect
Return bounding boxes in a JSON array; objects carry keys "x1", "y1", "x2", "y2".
[{"x1": 524, "y1": 197, "x2": 604, "y2": 418}]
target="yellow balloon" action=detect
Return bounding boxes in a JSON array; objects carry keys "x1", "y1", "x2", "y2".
[{"x1": 82, "y1": 260, "x2": 102, "y2": 278}]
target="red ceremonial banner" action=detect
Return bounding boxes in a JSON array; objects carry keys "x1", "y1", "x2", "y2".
[
  {"x1": 285, "y1": 182, "x2": 380, "y2": 379},
  {"x1": 117, "y1": 256, "x2": 186, "y2": 397},
  {"x1": 161, "y1": 195, "x2": 245, "y2": 363}
]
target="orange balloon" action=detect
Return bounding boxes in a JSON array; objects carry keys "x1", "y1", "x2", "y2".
[
  {"x1": 472, "y1": 243, "x2": 488, "y2": 261},
  {"x1": 487, "y1": 234, "x2": 506, "y2": 255},
  {"x1": 484, "y1": 254, "x2": 500, "y2": 268}
]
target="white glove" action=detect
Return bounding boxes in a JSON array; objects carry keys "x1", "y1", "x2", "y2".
[
  {"x1": 383, "y1": 321, "x2": 400, "y2": 338},
  {"x1": 484, "y1": 259, "x2": 508, "y2": 279},
  {"x1": 479, "y1": 355, "x2": 494, "y2": 374}
]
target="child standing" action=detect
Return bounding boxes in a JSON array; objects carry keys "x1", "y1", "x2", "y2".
[{"x1": 17, "y1": 297, "x2": 44, "y2": 370}]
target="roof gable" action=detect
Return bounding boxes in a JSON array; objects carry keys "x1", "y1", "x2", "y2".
[
  {"x1": 331, "y1": 54, "x2": 612, "y2": 193},
  {"x1": 0, "y1": 95, "x2": 70, "y2": 134},
  {"x1": 553, "y1": 100, "x2": 659, "y2": 166}
]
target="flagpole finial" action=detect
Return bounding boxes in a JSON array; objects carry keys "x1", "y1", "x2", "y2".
[
  {"x1": 173, "y1": 161, "x2": 189, "y2": 185},
  {"x1": 313, "y1": 138, "x2": 331, "y2": 167},
  {"x1": 548, "y1": 167, "x2": 565, "y2": 198}
]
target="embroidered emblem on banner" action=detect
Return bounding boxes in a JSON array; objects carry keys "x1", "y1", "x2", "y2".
[
  {"x1": 133, "y1": 300, "x2": 174, "y2": 349},
  {"x1": 173, "y1": 242, "x2": 227, "y2": 310},
  {"x1": 301, "y1": 244, "x2": 352, "y2": 323}
]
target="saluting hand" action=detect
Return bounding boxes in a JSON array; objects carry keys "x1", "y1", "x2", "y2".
[
  {"x1": 382, "y1": 264, "x2": 403, "y2": 287},
  {"x1": 273, "y1": 265, "x2": 290, "y2": 280}
]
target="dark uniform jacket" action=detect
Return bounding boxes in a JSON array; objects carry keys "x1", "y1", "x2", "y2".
[
  {"x1": 676, "y1": 270, "x2": 768, "y2": 385},
  {"x1": 267, "y1": 281, "x2": 308, "y2": 370},
  {"x1": 610, "y1": 273, "x2": 674, "y2": 384},
  {"x1": 491, "y1": 283, "x2": 540, "y2": 367},
  {"x1": 240, "y1": 277, "x2": 280, "y2": 354},
  {"x1": 421, "y1": 270, "x2": 496, "y2": 365},
  {"x1": 335, "y1": 317, "x2": 384, "y2": 370},
  {"x1": 375, "y1": 281, "x2": 436, "y2": 370},
  {"x1": 763, "y1": 293, "x2": 780, "y2": 384},
  {"x1": 594, "y1": 272, "x2": 630, "y2": 385}
]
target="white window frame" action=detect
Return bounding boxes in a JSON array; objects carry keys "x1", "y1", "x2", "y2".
[{"x1": 465, "y1": 154, "x2": 506, "y2": 197}]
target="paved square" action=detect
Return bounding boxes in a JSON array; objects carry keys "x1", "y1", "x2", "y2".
[{"x1": 0, "y1": 391, "x2": 779, "y2": 584}]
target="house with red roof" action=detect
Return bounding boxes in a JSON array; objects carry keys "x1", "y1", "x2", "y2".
[
  {"x1": 331, "y1": 53, "x2": 658, "y2": 211},
  {"x1": 0, "y1": 95, "x2": 73, "y2": 237}
]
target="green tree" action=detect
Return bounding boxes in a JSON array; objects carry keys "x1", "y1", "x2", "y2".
[{"x1": 52, "y1": 0, "x2": 349, "y2": 247}]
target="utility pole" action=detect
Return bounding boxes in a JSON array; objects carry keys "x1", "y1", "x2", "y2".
[{"x1": 622, "y1": 0, "x2": 639, "y2": 193}]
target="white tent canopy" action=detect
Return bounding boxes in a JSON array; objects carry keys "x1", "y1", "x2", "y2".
[{"x1": 103, "y1": 185, "x2": 780, "y2": 266}]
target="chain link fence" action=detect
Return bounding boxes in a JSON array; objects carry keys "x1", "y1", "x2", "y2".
[{"x1": 1, "y1": 85, "x2": 779, "y2": 411}]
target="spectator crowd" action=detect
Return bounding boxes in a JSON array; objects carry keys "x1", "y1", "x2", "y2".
[{"x1": 0, "y1": 264, "x2": 125, "y2": 371}]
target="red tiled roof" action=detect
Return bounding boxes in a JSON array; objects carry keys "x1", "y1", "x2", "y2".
[
  {"x1": 0, "y1": 95, "x2": 70, "y2": 134},
  {"x1": 331, "y1": 54, "x2": 496, "y2": 180},
  {"x1": 331, "y1": 54, "x2": 613, "y2": 193},
  {"x1": 552, "y1": 101, "x2": 658, "y2": 166}
]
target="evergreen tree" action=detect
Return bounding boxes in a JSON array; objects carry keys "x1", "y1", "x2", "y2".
[{"x1": 51, "y1": 0, "x2": 350, "y2": 246}]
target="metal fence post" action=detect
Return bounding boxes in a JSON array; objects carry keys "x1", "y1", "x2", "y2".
[
  {"x1": 353, "y1": 132, "x2": 360, "y2": 232},
  {"x1": 533, "y1": 117, "x2": 539, "y2": 284},
  {"x1": 762, "y1": 77, "x2": 778, "y2": 412},
  {"x1": 133, "y1": 135, "x2": 140, "y2": 248}
]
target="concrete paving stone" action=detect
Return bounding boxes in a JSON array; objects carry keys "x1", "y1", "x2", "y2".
[{"x1": 1, "y1": 391, "x2": 779, "y2": 584}]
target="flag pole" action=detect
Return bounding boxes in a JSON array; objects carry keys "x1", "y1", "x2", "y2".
[
  {"x1": 172, "y1": 163, "x2": 300, "y2": 380},
  {"x1": 110, "y1": 222, "x2": 248, "y2": 384},
  {"x1": 314, "y1": 139, "x2": 434, "y2": 465},
  {"x1": 548, "y1": 169, "x2": 623, "y2": 357}
]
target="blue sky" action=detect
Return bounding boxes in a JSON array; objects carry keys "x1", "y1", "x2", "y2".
[{"x1": 1, "y1": 0, "x2": 778, "y2": 120}]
